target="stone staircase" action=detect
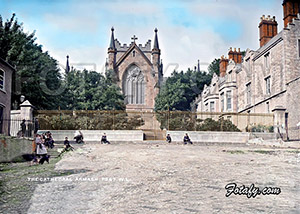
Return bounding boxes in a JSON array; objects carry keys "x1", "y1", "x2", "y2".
[{"x1": 143, "y1": 130, "x2": 166, "y2": 141}]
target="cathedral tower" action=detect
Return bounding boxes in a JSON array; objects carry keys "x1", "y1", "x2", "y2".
[{"x1": 106, "y1": 28, "x2": 163, "y2": 111}]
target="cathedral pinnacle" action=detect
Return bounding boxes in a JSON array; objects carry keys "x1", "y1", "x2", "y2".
[
  {"x1": 109, "y1": 27, "x2": 116, "y2": 50},
  {"x1": 153, "y1": 28, "x2": 159, "y2": 50}
]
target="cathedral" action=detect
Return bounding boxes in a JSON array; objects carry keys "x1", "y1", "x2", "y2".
[{"x1": 106, "y1": 28, "x2": 163, "y2": 111}]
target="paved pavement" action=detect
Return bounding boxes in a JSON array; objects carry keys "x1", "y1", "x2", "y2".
[{"x1": 27, "y1": 142, "x2": 300, "y2": 214}]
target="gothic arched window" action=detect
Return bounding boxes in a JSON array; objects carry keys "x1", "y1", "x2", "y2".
[{"x1": 123, "y1": 65, "x2": 145, "y2": 105}]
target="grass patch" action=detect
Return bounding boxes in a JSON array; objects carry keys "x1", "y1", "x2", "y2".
[
  {"x1": 249, "y1": 150, "x2": 276, "y2": 155},
  {"x1": 285, "y1": 150, "x2": 300, "y2": 153},
  {"x1": 225, "y1": 150, "x2": 245, "y2": 154},
  {"x1": 0, "y1": 156, "x2": 70, "y2": 213}
]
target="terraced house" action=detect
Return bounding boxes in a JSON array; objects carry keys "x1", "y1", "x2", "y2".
[{"x1": 197, "y1": 0, "x2": 300, "y2": 140}]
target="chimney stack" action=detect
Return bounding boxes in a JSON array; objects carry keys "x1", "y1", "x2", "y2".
[
  {"x1": 259, "y1": 15, "x2": 278, "y2": 47},
  {"x1": 228, "y1": 47, "x2": 243, "y2": 64},
  {"x1": 219, "y1": 55, "x2": 229, "y2": 77},
  {"x1": 283, "y1": 0, "x2": 300, "y2": 28}
]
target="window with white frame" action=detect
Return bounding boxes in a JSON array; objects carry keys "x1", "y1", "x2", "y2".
[
  {"x1": 246, "y1": 83, "x2": 251, "y2": 105},
  {"x1": 226, "y1": 90, "x2": 232, "y2": 111},
  {"x1": 0, "y1": 70, "x2": 4, "y2": 90},
  {"x1": 221, "y1": 93, "x2": 224, "y2": 112},
  {"x1": 264, "y1": 52, "x2": 270, "y2": 69},
  {"x1": 210, "y1": 101, "x2": 215, "y2": 112},
  {"x1": 265, "y1": 76, "x2": 271, "y2": 95},
  {"x1": 205, "y1": 103, "x2": 208, "y2": 112}
]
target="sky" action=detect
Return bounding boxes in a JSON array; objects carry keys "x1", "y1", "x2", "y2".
[{"x1": 0, "y1": 0, "x2": 283, "y2": 76}]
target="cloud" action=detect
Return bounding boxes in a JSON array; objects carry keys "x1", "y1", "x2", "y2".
[{"x1": 0, "y1": 0, "x2": 285, "y2": 75}]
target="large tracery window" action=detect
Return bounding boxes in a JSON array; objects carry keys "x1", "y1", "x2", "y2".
[{"x1": 123, "y1": 65, "x2": 145, "y2": 104}]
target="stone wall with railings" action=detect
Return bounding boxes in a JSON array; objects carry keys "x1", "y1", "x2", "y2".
[
  {"x1": 10, "y1": 100, "x2": 35, "y2": 137},
  {"x1": 35, "y1": 110, "x2": 274, "y2": 133}
]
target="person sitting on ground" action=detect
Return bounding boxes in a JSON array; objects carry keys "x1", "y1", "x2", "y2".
[
  {"x1": 74, "y1": 130, "x2": 84, "y2": 144},
  {"x1": 166, "y1": 134, "x2": 172, "y2": 143},
  {"x1": 183, "y1": 133, "x2": 193, "y2": 145},
  {"x1": 101, "y1": 133, "x2": 110, "y2": 144},
  {"x1": 64, "y1": 137, "x2": 74, "y2": 151},
  {"x1": 47, "y1": 132, "x2": 55, "y2": 149}
]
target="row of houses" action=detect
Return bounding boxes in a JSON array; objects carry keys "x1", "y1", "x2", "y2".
[{"x1": 196, "y1": 0, "x2": 300, "y2": 139}]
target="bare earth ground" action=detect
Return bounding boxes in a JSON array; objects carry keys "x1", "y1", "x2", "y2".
[{"x1": 25, "y1": 142, "x2": 300, "y2": 214}]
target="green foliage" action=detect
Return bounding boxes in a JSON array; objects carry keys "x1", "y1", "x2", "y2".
[
  {"x1": 0, "y1": 14, "x2": 125, "y2": 111},
  {"x1": 0, "y1": 14, "x2": 63, "y2": 110},
  {"x1": 37, "y1": 112, "x2": 144, "y2": 130},
  {"x1": 156, "y1": 112, "x2": 240, "y2": 132},
  {"x1": 155, "y1": 69, "x2": 212, "y2": 111},
  {"x1": 208, "y1": 58, "x2": 220, "y2": 76},
  {"x1": 246, "y1": 124, "x2": 274, "y2": 133},
  {"x1": 156, "y1": 112, "x2": 196, "y2": 130},
  {"x1": 196, "y1": 118, "x2": 241, "y2": 132},
  {"x1": 61, "y1": 69, "x2": 125, "y2": 110}
]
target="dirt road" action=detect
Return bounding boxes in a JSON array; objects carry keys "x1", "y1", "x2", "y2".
[{"x1": 27, "y1": 142, "x2": 300, "y2": 213}]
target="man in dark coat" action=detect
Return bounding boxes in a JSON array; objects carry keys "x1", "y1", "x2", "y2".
[
  {"x1": 183, "y1": 133, "x2": 193, "y2": 145},
  {"x1": 166, "y1": 134, "x2": 172, "y2": 143},
  {"x1": 101, "y1": 133, "x2": 110, "y2": 144}
]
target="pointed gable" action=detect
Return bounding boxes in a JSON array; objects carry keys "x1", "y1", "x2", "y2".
[{"x1": 115, "y1": 43, "x2": 152, "y2": 68}]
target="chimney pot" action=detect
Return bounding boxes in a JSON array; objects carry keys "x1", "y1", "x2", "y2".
[
  {"x1": 259, "y1": 14, "x2": 278, "y2": 47},
  {"x1": 283, "y1": 0, "x2": 299, "y2": 28}
]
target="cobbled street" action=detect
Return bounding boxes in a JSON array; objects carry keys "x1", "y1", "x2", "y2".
[{"x1": 27, "y1": 143, "x2": 300, "y2": 214}]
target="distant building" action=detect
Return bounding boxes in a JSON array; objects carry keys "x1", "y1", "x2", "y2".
[
  {"x1": 106, "y1": 28, "x2": 163, "y2": 111},
  {"x1": 0, "y1": 57, "x2": 14, "y2": 135},
  {"x1": 196, "y1": 0, "x2": 300, "y2": 139}
]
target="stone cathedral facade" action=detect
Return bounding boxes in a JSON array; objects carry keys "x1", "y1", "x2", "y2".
[{"x1": 106, "y1": 28, "x2": 163, "y2": 111}]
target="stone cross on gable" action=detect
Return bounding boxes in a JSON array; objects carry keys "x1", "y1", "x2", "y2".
[{"x1": 131, "y1": 35, "x2": 138, "y2": 43}]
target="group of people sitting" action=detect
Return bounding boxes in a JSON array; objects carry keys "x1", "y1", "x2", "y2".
[
  {"x1": 60, "y1": 132, "x2": 110, "y2": 156},
  {"x1": 166, "y1": 133, "x2": 193, "y2": 144}
]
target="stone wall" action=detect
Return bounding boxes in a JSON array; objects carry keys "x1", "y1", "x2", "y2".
[
  {"x1": 0, "y1": 136, "x2": 33, "y2": 162},
  {"x1": 40, "y1": 130, "x2": 144, "y2": 142},
  {"x1": 286, "y1": 78, "x2": 300, "y2": 140},
  {"x1": 196, "y1": 112, "x2": 273, "y2": 131},
  {"x1": 166, "y1": 131, "x2": 278, "y2": 143}
]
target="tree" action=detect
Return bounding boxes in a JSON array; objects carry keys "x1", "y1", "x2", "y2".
[
  {"x1": 155, "y1": 69, "x2": 212, "y2": 112},
  {"x1": 208, "y1": 58, "x2": 220, "y2": 76},
  {"x1": 61, "y1": 68, "x2": 125, "y2": 110},
  {"x1": 0, "y1": 14, "x2": 63, "y2": 110}
]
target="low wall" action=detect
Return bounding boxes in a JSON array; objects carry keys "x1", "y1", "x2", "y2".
[
  {"x1": 40, "y1": 130, "x2": 144, "y2": 142},
  {"x1": 249, "y1": 132, "x2": 279, "y2": 140},
  {"x1": 0, "y1": 136, "x2": 33, "y2": 162},
  {"x1": 166, "y1": 131, "x2": 278, "y2": 143}
]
